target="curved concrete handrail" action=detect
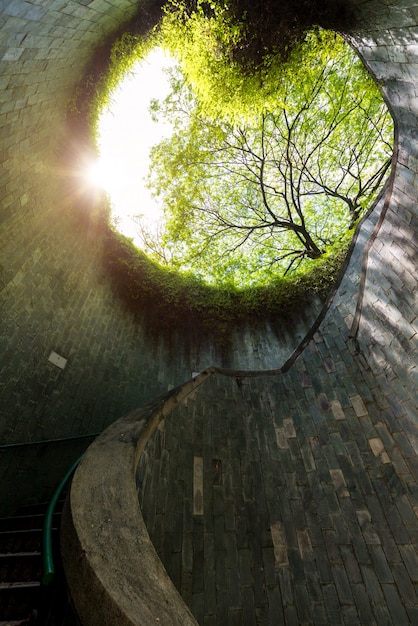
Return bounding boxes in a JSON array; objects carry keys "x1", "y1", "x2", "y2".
[{"x1": 61, "y1": 370, "x2": 215, "y2": 626}]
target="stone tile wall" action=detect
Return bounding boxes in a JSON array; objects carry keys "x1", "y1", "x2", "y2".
[
  {"x1": 0, "y1": 4, "x2": 417, "y2": 621},
  {"x1": 136, "y1": 2, "x2": 418, "y2": 622},
  {"x1": 0, "y1": 0, "x2": 329, "y2": 512}
]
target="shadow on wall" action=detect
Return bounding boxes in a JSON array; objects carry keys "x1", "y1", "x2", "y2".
[{"x1": 357, "y1": 195, "x2": 418, "y2": 391}]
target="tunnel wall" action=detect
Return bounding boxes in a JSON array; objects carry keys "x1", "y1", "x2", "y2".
[
  {"x1": 0, "y1": 0, "x2": 327, "y2": 513},
  {"x1": 0, "y1": 0, "x2": 170, "y2": 513},
  {"x1": 0, "y1": 0, "x2": 416, "y2": 516},
  {"x1": 347, "y1": 15, "x2": 418, "y2": 418},
  {"x1": 134, "y1": 10, "x2": 418, "y2": 614},
  {"x1": 137, "y1": 362, "x2": 418, "y2": 625}
]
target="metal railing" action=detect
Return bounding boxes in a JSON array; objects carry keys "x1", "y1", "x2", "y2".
[{"x1": 42, "y1": 456, "x2": 82, "y2": 585}]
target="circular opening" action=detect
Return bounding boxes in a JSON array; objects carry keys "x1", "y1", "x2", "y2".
[
  {"x1": 90, "y1": 24, "x2": 393, "y2": 291},
  {"x1": 69, "y1": 3, "x2": 394, "y2": 348}
]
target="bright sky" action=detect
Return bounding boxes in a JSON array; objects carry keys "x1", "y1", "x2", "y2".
[{"x1": 89, "y1": 48, "x2": 176, "y2": 243}]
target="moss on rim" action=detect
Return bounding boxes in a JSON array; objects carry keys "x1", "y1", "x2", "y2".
[
  {"x1": 101, "y1": 221, "x2": 352, "y2": 354},
  {"x1": 65, "y1": 6, "x2": 360, "y2": 357}
]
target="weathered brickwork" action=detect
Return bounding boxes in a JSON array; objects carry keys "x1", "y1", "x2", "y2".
[
  {"x1": 0, "y1": 1, "x2": 147, "y2": 511},
  {"x1": 1, "y1": 0, "x2": 418, "y2": 622},
  {"x1": 139, "y1": 333, "x2": 418, "y2": 624},
  {"x1": 0, "y1": 0, "x2": 325, "y2": 512},
  {"x1": 137, "y1": 242, "x2": 418, "y2": 603},
  {"x1": 135, "y1": 1, "x2": 418, "y2": 623}
]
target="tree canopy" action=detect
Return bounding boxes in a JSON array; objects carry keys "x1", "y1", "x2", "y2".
[
  {"x1": 155, "y1": 0, "x2": 353, "y2": 119},
  {"x1": 136, "y1": 30, "x2": 393, "y2": 288}
]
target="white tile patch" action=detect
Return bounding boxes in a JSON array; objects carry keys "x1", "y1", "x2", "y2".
[{"x1": 48, "y1": 351, "x2": 67, "y2": 370}]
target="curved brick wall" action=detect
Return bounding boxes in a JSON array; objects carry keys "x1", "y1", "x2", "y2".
[
  {"x1": 0, "y1": 7, "x2": 417, "y2": 622},
  {"x1": 0, "y1": 0, "x2": 322, "y2": 514},
  {"x1": 134, "y1": 4, "x2": 418, "y2": 622}
]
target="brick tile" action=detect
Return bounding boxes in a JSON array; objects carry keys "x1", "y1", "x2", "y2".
[
  {"x1": 393, "y1": 431, "x2": 416, "y2": 458},
  {"x1": 369, "y1": 437, "x2": 390, "y2": 463},
  {"x1": 226, "y1": 567, "x2": 241, "y2": 609},
  {"x1": 261, "y1": 546, "x2": 277, "y2": 587},
  {"x1": 266, "y1": 584, "x2": 284, "y2": 624},
  {"x1": 323, "y1": 529, "x2": 341, "y2": 564},
  {"x1": 252, "y1": 563, "x2": 268, "y2": 609},
  {"x1": 395, "y1": 494, "x2": 418, "y2": 526},
  {"x1": 380, "y1": 532, "x2": 402, "y2": 564},
  {"x1": 304, "y1": 560, "x2": 323, "y2": 604},
  {"x1": 297, "y1": 529, "x2": 313, "y2": 560},
  {"x1": 387, "y1": 394, "x2": 407, "y2": 418},
  {"x1": 291, "y1": 584, "x2": 312, "y2": 624},
  {"x1": 406, "y1": 606, "x2": 418, "y2": 625},
  {"x1": 204, "y1": 533, "x2": 216, "y2": 614},
  {"x1": 168, "y1": 551, "x2": 181, "y2": 591},
  {"x1": 330, "y1": 468, "x2": 350, "y2": 497},
  {"x1": 238, "y1": 549, "x2": 253, "y2": 587},
  {"x1": 300, "y1": 442, "x2": 316, "y2": 472},
  {"x1": 241, "y1": 587, "x2": 255, "y2": 626},
  {"x1": 369, "y1": 545, "x2": 394, "y2": 583},
  {"x1": 316, "y1": 550, "x2": 334, "y2": 585},
  {"x1": 181, "y1": 571, "x2": 193, "y2": 608},
  {"x1": 384, "y1": 502, "x2": 412, "y2": 543},
  {"x1": 372, "y1": 603, "x2": 395, "y2": 625},
  {"x1": 330, "y1": 399, "x2": 346, "y2": 421},
  {"x1": 360, "y1": 564, "x2": 385, "y2": 604},
  {"x1": 215, "y1": 549, "x2": 227, "y2": 589},
  {"x1": 224, "y1": 500, "x2": 235, "y2": 532},
  {"x1": 304, "y1": 505, "x2": 324, "y2": 547},
  {"x1": 329, "y1": 432, "x2": 349, "y2": 457},
  {"x1": 310, "y1": 402, "x2": 326, "y2": 425},
  {"x1": 399, "y1": 544, "x2": 418, "y2": 582},
  {"x1": 214, "y1": 515, "x2": 226, "y2": 552},
  {"x1": 318, "y1": 392, "x2": 331, "y2": 412},
  {"x1": 284, "y1": 605, "x2": 300, "y2": 626},
  {"x1": 392, "y1": 560, "x2": 418, "y2": 605},
  {"x1": 351, "y1": 583, "x2": 375, "y2": 625},
  {"x1": 323, "y1": 584, "x2": 344, "y2": 625},
  {"x1": 284, "y1": 471, "x2": 299, "y2": 500},
  {"x1": 356, "y1": 509, "x2": 382, "y2": 545},
  {"x1": 332, "y1": 563, "x2": 354, "y2": 605},
  {"x1": 215, "y1": 589, "x2": 229, "y2": 625},
  {"x1": 340, "y1": 545, "x2": 362, "y2": 584},
  {"x1": 192, "y1": 548, "x2": 204, "y2": 594},
  {"x1": 351, "y1": 395, "x2": 368, "y2": 417},
  {"x1": 407, "y1": 457, "x2": 418, "y2": 483},
  {"x1": 236, "y1": 515, "x2": 248, "y2": 549},
  {"x1": 341, "y1": 604, "x2": 361, "y2": 625},
  {"x1": 311, "y1": 603, "x2": 329, "y2": 625},
  {"x1": 277, "y1": 567, "x2": 294, "y2": 607},
  {"x1": 227, "y1": 608, "x2": 243, "y2": 626}
]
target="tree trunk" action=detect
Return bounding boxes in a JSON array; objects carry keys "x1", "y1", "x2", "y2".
[{"x1": 300, "y1": 229, "x2": 323, "y2": 259}]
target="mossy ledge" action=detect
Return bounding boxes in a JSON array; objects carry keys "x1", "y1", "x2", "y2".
[{"x1": 101, "y1": 222, "x2": 351, "y2": 356}]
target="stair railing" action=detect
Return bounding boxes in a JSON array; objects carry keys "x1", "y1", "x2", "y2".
[{"x1": 42, "y1": 456, "x2": 82, "y2": 585}]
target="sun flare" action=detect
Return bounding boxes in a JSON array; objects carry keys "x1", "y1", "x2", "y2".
[
  {"x1": 85, "y1": 157, "x2": 126, "y2": 195},
  {"x1": 85, "y1": 160, "x2": 107, "y2": 189},
  {"x1": 91, "y1": 48, "x2": 176, "y2": 242}
]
